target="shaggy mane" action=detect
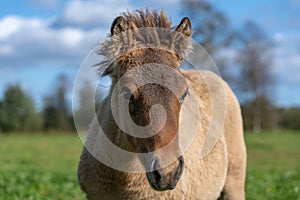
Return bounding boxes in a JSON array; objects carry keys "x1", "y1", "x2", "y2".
[
  {"x1": 96, "y1": 9, "x2": 190, "y2": 75},
  {"x1": 122, "y1": 9, "x2": 172, "y2": 30}
]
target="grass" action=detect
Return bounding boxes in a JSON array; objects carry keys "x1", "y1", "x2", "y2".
[
  {"x1": 0, "y1": 133, "x2": 85, "y2": 200},
  {"x1": 245, "y1": 130, "x2": 300, "y2": 200},
  {"x1": 0, "y1": 130, "x2": 300, "y2": 199}
]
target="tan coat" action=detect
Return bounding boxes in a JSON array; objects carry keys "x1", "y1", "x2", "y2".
[{"x1": 78, "y1": 70, "x2": 247, "y2": 200}]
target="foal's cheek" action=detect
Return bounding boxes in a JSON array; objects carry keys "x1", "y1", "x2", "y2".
[
  {"x1": 125, "y1": 136, "x2": 143, "y2": 153},
  {"x1": 123, "y1": 134, "x2": 134, "y2": 150}
]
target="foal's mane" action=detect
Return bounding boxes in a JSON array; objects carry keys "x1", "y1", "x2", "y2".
[
  {"x1": 96, "y1": 9, "x2": 191, "y2": 75},
  {"x1": 122, "y1": 9, "x2": 172, "y2": 30}
]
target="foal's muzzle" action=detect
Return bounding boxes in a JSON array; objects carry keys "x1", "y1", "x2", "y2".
[{"x1": 146, "y1": 156, "x2": 184, "y2": 191}]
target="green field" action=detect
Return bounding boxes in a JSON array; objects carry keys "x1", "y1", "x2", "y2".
[
  {"x1": 245, "y1": 130, "x2": 300, "y2": 200},
  {"x1": 0, "y1": 130, "x2": 300, "y2": 199}
]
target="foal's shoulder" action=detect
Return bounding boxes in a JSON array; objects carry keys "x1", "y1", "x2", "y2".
[{"x1": 182, "y1": 70, "x2": 226, "y2": 93}]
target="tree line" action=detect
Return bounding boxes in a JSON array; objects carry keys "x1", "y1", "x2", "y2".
[
  {"x1": 0, "y1": 73, "x2": 299, "y2": 134},
  {"x1": 1, "y1": 0, "x2": 299, "y2": 133},
  {"x1": 0, "y1": 74, "x2": 74, "y2": 133}
]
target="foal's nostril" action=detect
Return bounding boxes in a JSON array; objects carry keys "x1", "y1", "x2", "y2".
[
  {"x1": 179, "y1": 156, "x2": 184, "y2": 170},
  {"x1": 176, "y1": 156, "x2": 184, "y2": 181},
  {"x1": 146, "y1": 156, "x2": 184, "y2": 191},
  {"x1": 150, "y1": 159, "x2": 162, "y2": 182},
  {"x1": 153, "y1": 169, "x2": 161, "y2": 182}
]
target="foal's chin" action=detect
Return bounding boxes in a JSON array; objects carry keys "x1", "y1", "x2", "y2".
[{"x1": 146, "y1": 174, "x2": 178, "y2": 191}]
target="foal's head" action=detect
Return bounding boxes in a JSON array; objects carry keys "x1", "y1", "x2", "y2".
[{"x1": 99, "y1": 10, "x2": 192, "y2": 191}]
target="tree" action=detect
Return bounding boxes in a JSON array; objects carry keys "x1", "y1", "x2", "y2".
[
  {"x1": 241, "y1": 95, "x2": 278, "y2": 130},
  {"x1": 74, "y1": 81, "x2": 95, "y2": 131},
  {"x1": 0, "y1": 85, "x2": 41, "y2": 132},
  {"x1": 181, "y1": 0, "x2": 234, "y2": 54},
  {"x1": 42, "y1": 74, "x2": 72, "y2": 131},
  {"x1": 236, "y1": 21, "x2": 274, "y2": 133},
  {"x1": 280, "y1": 107, "x2": 300, "y2": 130},
  {"x1": 180, "y1": 0, "x2": 238, "y2": 82}
]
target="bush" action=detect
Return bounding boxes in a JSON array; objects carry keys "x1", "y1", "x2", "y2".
[{"x1": 279, "y1": 107, "x2": 300, "y2": 130}]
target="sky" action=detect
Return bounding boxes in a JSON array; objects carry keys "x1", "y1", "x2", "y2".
[{"x1": 0, "y1": 0, "x2": 299, "y2": 109}]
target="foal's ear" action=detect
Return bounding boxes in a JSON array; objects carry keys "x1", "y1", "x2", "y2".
[
  {"x1": 172, "y1": 17, "x2": 192, "y2": 60},
  {"x1": 111, "y1": 16, "x2": 127, "y2": 36},
  {"x1": 175, "y1": 17, "x2": 192, "y2": 37}
]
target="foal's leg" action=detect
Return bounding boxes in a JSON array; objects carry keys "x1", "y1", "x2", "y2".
[
  {"x1": 220, "y1": 84, "x2": 247, "y2": 200},
  {"x1": 220, "y1": 143, "x2": 246, "y2": 200}
]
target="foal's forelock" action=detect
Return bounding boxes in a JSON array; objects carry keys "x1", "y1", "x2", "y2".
[{"x1": 96, "y1": 9, "x2": 192, "y2": 77}]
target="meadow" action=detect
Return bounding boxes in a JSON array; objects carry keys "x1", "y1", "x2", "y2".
[{"x1": 0, "y1": 130, "x2": 299, "y2": 200}]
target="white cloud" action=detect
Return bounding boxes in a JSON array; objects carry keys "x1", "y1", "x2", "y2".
[
  {"x1": 0, "y1": 0, "x2": 183, "y2": 69},
  {"x1": 26, "y1": 0, "x2": 60, "y2": 9},
  {"x1": 206, "y1": 32, "x2": 300, "y2": 106},
  {"x1": 132, "y1": 0, "x2": 180, "y2": 9},
  {"x1": 273, "y1": 33, "x2": 300, "y2": 84},
  {"x1": 0, "y1": 16, "x2": 21, "y2": 39},
  {"x1": 53, "y1": 0, "x2": 131, "y2": 29},
  {"x1": 270, "y1": 33, "x2": 300, "y2": 106},
  {"x1": 59, "y1": 28, "x2": 84, "y2": 47},
  {"x1": 0, "y1": 16, "x2": 42, "y2": 40},
  {"x1": 291, "y1": 0, "x2": 300, "y2": 6},
  {"x1": 273, "y1": 32, "x2": 283, "y2": 42},
  {"x1": 0, "y1": 15, "x2": 104, "y2": 69},
  {"x1": 0, "y1": 44, "x2": 14, "y2": 55}
]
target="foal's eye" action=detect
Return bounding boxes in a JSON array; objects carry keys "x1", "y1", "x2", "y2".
[
  {"x1": 179, "y1": 89, "x2": 189, "y2": 104},
  {"x1": 120, "y1": 87, "x2": 132, "y2": 101}
]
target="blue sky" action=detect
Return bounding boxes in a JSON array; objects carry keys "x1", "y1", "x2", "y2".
[{"x1": 0, "y1": 0, "x2": 300, "y2": 108}]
